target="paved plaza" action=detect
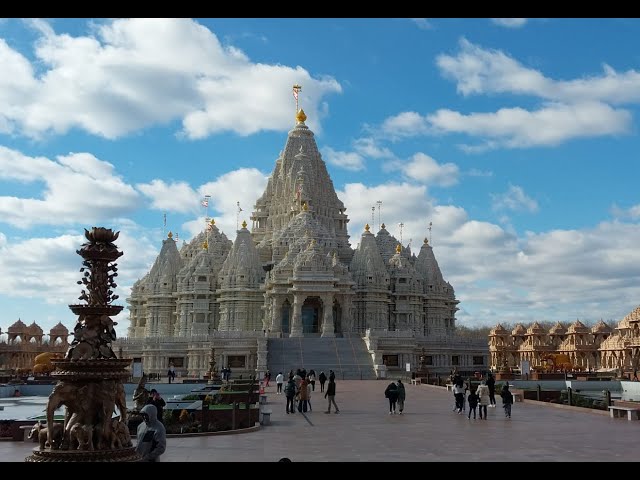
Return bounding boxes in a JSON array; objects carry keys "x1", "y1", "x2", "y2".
[{"x1": 1, "y1": 380, "x2": 637, "y2": 462}]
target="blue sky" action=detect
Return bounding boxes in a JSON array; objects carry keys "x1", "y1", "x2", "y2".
[{"x1": 1, "y1": 18, "x2": 639, "y2": 335}]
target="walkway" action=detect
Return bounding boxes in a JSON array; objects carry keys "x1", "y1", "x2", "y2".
[{"x1": 1, "y1": 380, "x2": 637, "y2": 462}]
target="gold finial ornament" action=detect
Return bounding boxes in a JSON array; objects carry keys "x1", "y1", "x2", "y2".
[
  {"x1": 211, "y1": 219, "x2": 215, "y2": 225},
  {"x1": 168, "y1": 231, "x2": 173, "y2": 238},
  {"x1": 202, "y1": 240, "x2": 208, "y2": 250},
  {"x1": 365, "y1": 223, "x2": 370, "y2": 232},
  {"x1": 381, "y1": 223, "x2": 386, "y2": 229},
  {"x1": 296, "y1": 109, "x2": 307, "y2": 124},
  {"x1": 396, "y1": 244, "x2": 401, "y2": 254},
  {"x1": 242, "y1": 220, "x2": 247, "y2": 229},
  {"x1": 303, "y1": 202, "x2": 308, "y2": 211},
  {"x1": 424, "y1": 237, "x2": 429, "y2": 244}
]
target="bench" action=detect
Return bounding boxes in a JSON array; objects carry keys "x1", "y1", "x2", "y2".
[
  {"x1": 446, "y1": 383, "x2": 454, "y2": 391},
  {"x1": 260, "y1": 408, "x2": 272, "y2": 426},
  {"x1": 511, "y1": 392, "x2": 523, "y2": 402},
  {"x1": 410, "y1": 378, "x2": 421, "y2": 385},
  {"x1": 259, "y1": 394, "x2": 268, "y2": 405},
  {"x1": 608, "y1": 405, "x2": 640, "y2": 421}
]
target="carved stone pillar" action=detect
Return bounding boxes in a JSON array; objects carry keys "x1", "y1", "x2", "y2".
[
  {"x1": 321, "y1": 294, "x2": 335, "y2": 338},
  {"x1": 270, "y1": 297, "x2": 282, "y2": 333},
  {"x1": 290, "y1": 294, "x2": 303, "y2": 337}
]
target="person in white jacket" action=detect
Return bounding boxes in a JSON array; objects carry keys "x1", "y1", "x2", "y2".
[
  {"x1": 475, "y1": 380, "x2": 491, "y2": 420},
  {"x1": 275, "y1": 372, "x2": 284, "y2": 394}
]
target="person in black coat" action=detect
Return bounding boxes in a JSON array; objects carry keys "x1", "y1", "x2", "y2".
[
  {"x1": 146, "y1": 389, "x2": 167, "y2": 425},
  {"x1": 318, "y1": 371, "x2": 327, "y2": 392},
  {"x1": 384, "y1": 382, "x2": 399, "y2": 414},
  {"x1": 486, "y1": 373, "x2": 496, "y2": 407}
]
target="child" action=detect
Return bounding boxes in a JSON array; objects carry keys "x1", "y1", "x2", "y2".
[{"x1": 467, "y1": 389, "x2": 479, "y2": 419}]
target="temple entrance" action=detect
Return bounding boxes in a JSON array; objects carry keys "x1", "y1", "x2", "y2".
[
  {"x1": 302, "y1": 297, "x2": 321, "y2": 334},
  {"x1": 281, "y1": 300, "x2": 291, "y2": 334}
]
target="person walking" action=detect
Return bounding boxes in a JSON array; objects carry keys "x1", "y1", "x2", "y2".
[
  {"x1": 284, "y1": 377, "x2": 297, "y2": 414},
  {"x1": 396, "y1": 379, "x2": 406, "y2": 414},
  {"x1": 167, "y1": 363, "x2": 176, "y2": 384},
  {"x1": 501, "y1": 383, "x2": 514, "y2": 418},
  {"x1": 487, "y1": 372, "x2": 496, "y2": 407},
  {"x1": 467, "y1": 388, "x2": 479, "y2": 419},
  {"x1": 264, "y1": 370, "x2": 271, "y2": 387},
  {"x1": 298, "y1": 377, "x2": 309, "y2": 413},
  {"x1": 329, "y1": 370, "x2": 336, "y2": 382},
  {"x1": 453, "y1": 383, "x2": 465, "y2": 414},
  {"x1": 136, "y1": 404, "x2": 166, "y2": 462},
  {"x1": 384, "y1": 381, "x2": 399, "y2": 414},
  {"x1": 318, "y1": 371, "x2": 327, "y2": 392},
  {"x1": 476, "y1": 380, "x2": 490, "y2": 420},
  {"x1": 275, "y1": 372, "x2": 284, "y2": 394},
  {"x1": 308, "y1": 370, "x2": 316, "y2": 392},
  {"x1": 324, "y1": 378, "x2": 340, "y2": 414},
  {"x1": 306, "y1": 377, "x2": 313, "y2": 411}
]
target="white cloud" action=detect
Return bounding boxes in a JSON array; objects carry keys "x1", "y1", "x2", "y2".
[
  {"x1": 611, "y1": 203, "x2": 640, "y2": 220},
  {"x1": 427, "y1": 101, "x2": 631, "y2": 149},
  {"x1": 193, "y1": 168, "x2": 269, "y2": 240},
  {"x1": 0, "y1": 18, "x2": 341, "y2": 140},
  {"x1": 136, "y1": 180, "x2": 200, "y2": 214},
  {"x1": 437, "y1": 38, "x2": 640, "y2": 104},
  {"x1": 379, "y1": 111, "x2": 430, "y2": 140},
  {"x1": 491, "y1": 184, "x2": 539, "y2": 213},
  {"x1": 388, "y1": 152, "x2": 459, "y2": 186},
  {"x1": 0, "y1": 146, "x2": 140, "y2": 228},
  {"x1": 491, "y1": 18, "x2": 528, "y2": 28},
  {"x1": 410, "y1": 18, "x2": 432, "y2": 30},
  {"x1": 466, "y1": 168, "x2": 493, "y2": 177},
  {"x1": 322, "y1": 147, "x2": 365, "y2": 171},
  {"x1": 352, "y1": 137, "x2": 395, "y2": 160},
  {"x1": 0, "y1": 226, "x2": 157, "y2": 322}
]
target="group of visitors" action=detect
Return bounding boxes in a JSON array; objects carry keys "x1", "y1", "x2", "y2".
[
  {"x1": 280, "y1": 368, "x2": 339, "y2": 414},
  {"x1": 451, "y1": 371, "x2": 514, "y2": 420}
]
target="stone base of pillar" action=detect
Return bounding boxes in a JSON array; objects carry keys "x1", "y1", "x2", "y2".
[
  {"x1": 289, "y1": 330, "x2": 304, "y2": 338},
  {"x1": 320, "y1": 331, "x2": 335, "y2": 338}
]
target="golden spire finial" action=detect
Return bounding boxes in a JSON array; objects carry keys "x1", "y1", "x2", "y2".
[
  {"x1": 210, "y1": 218, "x2": 215, "y2": 225},
  {"x1": 296, "y1": 109, "x2": 307, "y2": 124},
  {"x1": 202, "y1": 240, "x2": 208, "y2": 250},
  {"x1": 424, "y1": 237, "x2": 429, "y2": 245},
  {"x1": 242, "y1": 220, "x2": 247, "y2": 229},
  {"x1": 365, "y1": 223, "x2": 370, "y2": 232},
  {"x1": 395, "y1": 244, "x2": 401, "y2": 254},
  {"x1": 167, "y1": 231, "x2": 173, "y2": 238},
  {"x1": 381, "y1": 223, "x2": 386, "y2": 230},
  {"x1": 302, "y1": 202, "x2": 308, "y2": 211}
]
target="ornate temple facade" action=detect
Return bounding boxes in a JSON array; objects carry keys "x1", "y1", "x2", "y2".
[{"x1": 488, "y1": 305, "x2": 640, "y2": 373}]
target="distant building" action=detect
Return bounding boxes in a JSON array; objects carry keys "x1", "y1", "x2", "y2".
[{"x1": 489, "y1": 305, "x2": 640, "y2": 373}]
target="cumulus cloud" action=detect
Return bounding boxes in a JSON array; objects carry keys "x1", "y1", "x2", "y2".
[
  {"x1": 437, "y1": 38, "x2": 640, "y2": 104},
  {"x1": 395, "y1": 152, "x2": 459, "y2": 187},
  {"x1": 379, "y1": 111, "x2": 431, "y2": 140},
  {"x1": 491, "y1": 18, "x2": 528, "y2": 28},
  {"x1": 0, "y1": 146, "x2": 140, "y2": 228},
  {"x1": 136, "y1": 179, "x2": 200, "y2": 214},
  {"x1": 0, "y1": 225, "x2": 158, "y2": 331},
  {"x1": 192, "y1": 168, "x2": 269, "y2": 240},
  {"x1": 427, "y1": 101, "x2": 631, "y2": 150},
  {"x1": 0, "y1": 18, "x2": 341, "y2": 140},
  {"x1": 322, "y1": 147, "x2": 365, "y2": 171},
  {"x1": 352, "y1": 137, "x2": 395, "y2": 160},
  {"x1": 491, "y1": 184, "x2": 539, "y2": 213}
]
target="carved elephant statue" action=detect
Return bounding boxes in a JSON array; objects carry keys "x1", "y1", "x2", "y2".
[
  {"x1": 70, "y1": 423, "x2": 94, "y2": 451},
  {"x1": 29, "y1": 421, "x2": 63, "y2": 450},
  {"x1": 46, "y1": 379, "x2": 120, "y2": 450}
]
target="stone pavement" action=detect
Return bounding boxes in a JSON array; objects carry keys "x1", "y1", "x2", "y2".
[{"x1": 1, "y1": 380, "x2": 637, "y2": 462}]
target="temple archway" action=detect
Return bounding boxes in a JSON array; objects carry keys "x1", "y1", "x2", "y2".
[{"x1": 302, "y1": 297, "x2": 321, "y2": 334}]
